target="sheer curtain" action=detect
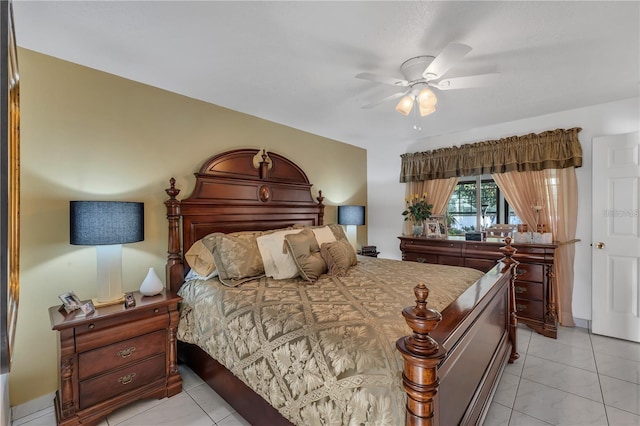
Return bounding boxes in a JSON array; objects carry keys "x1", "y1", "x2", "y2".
[
  {"x1": 403, "y1": 178, "x2": 458, "y2": 235},
  {"x1": 493, "y1": 168, "x2": 579, "y2": 326}
]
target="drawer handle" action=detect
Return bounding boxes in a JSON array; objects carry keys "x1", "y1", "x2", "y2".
[
  {"x1": 514, "y1": 286, "x2": 527, "y2": 294},
  {"x1": 88, "y1": 324, "x2": 95, "y2": 330},
  {"x1": 515, "y1": 268, "x2": 526, "y2": 276},
  {"x1": 118, "y1": 373, "x2": 136, "y2": 385},
  {"x1": 117, "y1": 346, "x2": 136, "y2": 358},
  {"x1": 516, "y1": 304, "x2": 527, "y2": 312},
  {"x1": 154, "y1": 308, "x2": 160, "y2": 313},
  {"x1": 416, "y1": 257, "x2": 426, "y2": 263}
]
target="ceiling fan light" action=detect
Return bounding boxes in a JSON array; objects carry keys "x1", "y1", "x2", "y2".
[
  {"x1": 417, "y1": 87, "x2": 437, "y2": 106},
  {"x1": 419, "y1": 103, "x2": 436, "y2": 117},
  {"x1": 395, "y1": 95, "x2": 414, "y2": 116}
]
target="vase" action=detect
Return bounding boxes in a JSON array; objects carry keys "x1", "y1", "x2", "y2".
[
  {"x1": 139, "y1": 267, "x2": 164, "y2": 296},
  {"x1": 412, "y1": 222, "x2": 424, "y2": 237}
]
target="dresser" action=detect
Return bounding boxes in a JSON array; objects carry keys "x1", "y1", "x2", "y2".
[
  {"x1": 49, "y1": 291, "x2": 182, "y2": 426},
  {"x1": 399, "y1": 236, "x2": 558, "y2": 338}
]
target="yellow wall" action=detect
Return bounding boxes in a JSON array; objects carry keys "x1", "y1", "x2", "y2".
[{"x1": 11, "y1": 48, "x2": 367, "y2": 406}]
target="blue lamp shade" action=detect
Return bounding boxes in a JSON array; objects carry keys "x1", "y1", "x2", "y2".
[
  {"x1": 70, "y1": 201, "x2": 144, "y2": 245},
  {"x1": 338, "y1": 205, "x2": 365, "y2": 226}
]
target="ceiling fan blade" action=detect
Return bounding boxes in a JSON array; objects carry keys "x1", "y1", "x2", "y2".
[
  {"x1": 361, "y1": 90, "x2": 410, "y2": 109},
  {"x1": 423, "y1": 43, "x2": 472, "y2": 80},
  {"x1": 356, "y1": 72, "x2": 409, "y2": 87},
  {"x1": 432, "y1": 73, "x2": 499, "y2": 90}
]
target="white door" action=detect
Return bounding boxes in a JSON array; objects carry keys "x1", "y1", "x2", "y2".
[{"x1": 592, "y1": 132, "x2": 640, "y2": 342}]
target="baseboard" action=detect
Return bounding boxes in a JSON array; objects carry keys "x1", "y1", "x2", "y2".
[
  {"x1": 11, "y1": 392, "x2": 54, "y2": 422},
  {"x1": 573, "y1": 317, "x2": 590, "y2": 330}
]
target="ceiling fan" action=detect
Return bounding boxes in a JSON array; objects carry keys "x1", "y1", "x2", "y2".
[{"x1": 356, "y1": 43, "x2": 498, "y2": 117}]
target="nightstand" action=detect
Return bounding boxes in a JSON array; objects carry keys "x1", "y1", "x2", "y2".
[{"x1": 49, "y1": 290, "x2": 182, "y2": 426}]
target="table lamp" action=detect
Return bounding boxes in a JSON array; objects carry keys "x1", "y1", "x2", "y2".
[
  {"x1": 337, "y1": 205, "x2": 365, "y2": 250},
  {"x1": 70, "y1": 201, "x2": 144, "y2": 306}
]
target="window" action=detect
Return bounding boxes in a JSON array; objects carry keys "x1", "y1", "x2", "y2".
[{"x1": 447, "y1": 176, "x2": 521, "y2": 235}]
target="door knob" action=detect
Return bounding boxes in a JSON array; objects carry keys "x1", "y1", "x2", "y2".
[{"x1": 596, "y1": 242, "x2": 605, "y2": 249}]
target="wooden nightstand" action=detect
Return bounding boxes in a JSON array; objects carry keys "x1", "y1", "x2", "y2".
[{"x1": 49, "y1": 290, "x2": 182, "y2": 426}]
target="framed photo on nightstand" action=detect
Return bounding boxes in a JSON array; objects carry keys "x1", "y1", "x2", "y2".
[{"x1": 58, "y1": 291, "x2": 82, "y2": 313}]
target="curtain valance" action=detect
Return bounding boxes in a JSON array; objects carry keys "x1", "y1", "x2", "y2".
[{"x1": 400, "y1": 127, "x2": 582, "y2": 182}]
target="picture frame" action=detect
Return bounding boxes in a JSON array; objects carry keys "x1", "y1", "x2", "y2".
[
  {"x1": 59, "y1": 291, "x2": 82, "y2": 313},
  {"x1": 426, "y1": 215, "x2": 447, "y2": 239}
]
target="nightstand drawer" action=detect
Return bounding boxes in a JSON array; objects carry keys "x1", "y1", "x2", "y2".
[
  {"x1": 78, "y1": 330, "x2": 166, "y2": 380},
  {"x1": 514, "y1": 281, "x2": 543, "y2": 301},
  {"x1": 79, "y1": 353, "x2": 166, "y2": 409},
  {"x1": 76, "y1": 314, "x2": 168, "y2": 353},
  {"x1": 514, "y1": 263, "x2": 543, "y2": 282}
]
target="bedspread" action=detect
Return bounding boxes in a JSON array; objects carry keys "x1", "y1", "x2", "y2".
[{"x1": 177, "y1": 256, "x2": 484, "y2": 425}]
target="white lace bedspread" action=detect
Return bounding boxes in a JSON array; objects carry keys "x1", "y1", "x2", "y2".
[{"x1": 177, "y1": 256, "x2": 483, "y2": 425}]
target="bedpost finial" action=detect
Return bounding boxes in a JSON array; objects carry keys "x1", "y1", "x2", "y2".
[
  {"x1": 400, "y1": 283, "x2": 442, "y2": 356},
  {"x1": 499, "y1": 237, "x2": 517, "y2": 271},
  {"x1": 165, "y1": 178, "x2": 180, "y2": 199},
  {"x1": 316, "y1": 190, "x2": 324, "y2": 206}
]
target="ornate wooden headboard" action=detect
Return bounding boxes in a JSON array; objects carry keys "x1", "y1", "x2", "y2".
[{"x1": 164, "y1": 149, "x2": 325, "y2": 291}]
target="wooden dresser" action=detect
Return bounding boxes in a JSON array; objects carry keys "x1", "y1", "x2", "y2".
[
  {"x1": 49, "y1": 291, "x2": 182, "y2": 425},
  {"x1": 399, "y1": 236, "x2": 558, "y2": 338}
]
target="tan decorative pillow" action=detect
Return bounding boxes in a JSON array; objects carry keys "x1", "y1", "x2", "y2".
[
  {"x1": 209, "y1": 232, "x2": 265, "y2": 287},
  {"x1": 284, "y1": 228, "x2": 327, "y2": 282},
  {"x1": 184, "y1": 239, "x2": 216, "y2": 277},
  {"x1": 320, "y1": 239, "x2": 358, "y2": 276},
  {"x1": 327, "y1": 223, "x2": 348, "y2": 241}
]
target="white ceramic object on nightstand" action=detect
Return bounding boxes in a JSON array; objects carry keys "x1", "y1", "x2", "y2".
[{"x1": 140, "y1": 267, "x2": 163, "y2": 296}]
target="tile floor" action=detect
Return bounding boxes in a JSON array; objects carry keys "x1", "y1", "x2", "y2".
[{"x1": 11, "y1": 325, "x2": 640, "y2": 426}]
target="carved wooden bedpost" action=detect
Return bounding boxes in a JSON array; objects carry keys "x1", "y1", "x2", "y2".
[
  {"x1": 316, "y1": 190, "x2": 325, "y2": 225},
  {"x1": 165, "y1": 178, "x2": 183, "y2": 290},
  {"x1": 499, "y1": 237, "x2": 520, "y2": 363},
  {"x1": 396, "y1": 284, "x2": 446, "y2": 426}
]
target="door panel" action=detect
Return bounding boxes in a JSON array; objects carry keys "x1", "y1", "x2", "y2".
[{"x1": 592, "y1": 132, "x2": 640, "y2": 342}]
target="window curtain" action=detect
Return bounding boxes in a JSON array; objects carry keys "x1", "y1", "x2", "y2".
[
  {"x1": 403, "y1": 178, "x2": 458, "y2": 235},
  {"x1": 492, "y1": 168, "x2": 579, "y2": 326},
  {"x1": 400, "y1": 128, "x2": 582, "y2": 182},
  {"x1": 401, "y1": 127, "x2": 582, "y2": 327}
]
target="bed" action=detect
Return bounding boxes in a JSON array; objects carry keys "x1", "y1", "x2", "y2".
[{"x1": 164, "y1": 149, "x2": 519, "y2": 426}]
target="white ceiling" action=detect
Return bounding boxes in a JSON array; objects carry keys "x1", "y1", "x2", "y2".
[{"x1": 12, "y1": 1, "x2": 640, "y2": 150}]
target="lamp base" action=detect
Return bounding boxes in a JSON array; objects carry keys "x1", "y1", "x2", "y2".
[{"x1": 91, "y1": 294, "x2": 125, "y2": 308}]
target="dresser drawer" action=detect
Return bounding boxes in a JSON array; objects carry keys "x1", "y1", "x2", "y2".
[
  {"x1": 78, "y1": 329, "x2": 166, "y2": 380},
  {"x1": 79, "y1": 353, "x2": 166, "y2": 409},
  {"x1": 515, "y1": 300, "x2": 544, "y2": 321},
  {"x1": 464, "y1": 258, "x2": 498, "y2": 273},
  {"x1": 514, "y1": 281, "x2": 544, "y2": 301},
  {"x1": 514, "y1": 263, "x2": 544, "y2": 283},
  {"x1": 403, "y1": 252, "x2": 438, "y2": 264},
  {"x1": 76, "y1": 314, "x2": 169, "y2": 353}
]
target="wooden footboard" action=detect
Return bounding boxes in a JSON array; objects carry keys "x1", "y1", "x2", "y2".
[{"x1": 397, "y1": 243, "x2": 518, "y2": 426}]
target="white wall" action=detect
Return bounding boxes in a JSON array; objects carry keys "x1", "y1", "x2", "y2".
[
  {"x1": 368, "y1": 97, "x2": 640, "y2": 323},
  {"x1": 1, "y1": 373, "x2": 8, "y2": 426}
]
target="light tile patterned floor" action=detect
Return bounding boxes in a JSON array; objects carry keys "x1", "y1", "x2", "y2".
[
  {"x1": 12, "y1": 326, "x2": 640, "y2": 425},
  {"x1": 485, "y1": 325, "x2": 640, "y2": 426}
]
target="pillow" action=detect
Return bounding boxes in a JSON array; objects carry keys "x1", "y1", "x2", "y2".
[
  {"x1": 311, "y1": 226, "x2": 337, "y2": 246},
  {"x1": 320, "y1": 239, "x2": 358, "y2": 276},
  {"x1": 185, "y1": 267, "x2": 218, "y2": 282},
  {"x1": 284, "y1": 228, "x2": 327, "y2": 282},
  {"x1": 256, "y1": 230, "x2": 301, "y2": 279},
  {"x1": 184, "y1": 239, "x2": 217, "y2": 277},
  {"x1": 209, "y1": 233, "x2": 265, "y2": 287},
  {"x1": 327, "y1": 223, "x2": 348, "y2": 241}
]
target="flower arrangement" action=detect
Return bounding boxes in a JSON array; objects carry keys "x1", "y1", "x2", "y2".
[{"x1": 402, "y1": 193, "x2": 433, "y2": 222}]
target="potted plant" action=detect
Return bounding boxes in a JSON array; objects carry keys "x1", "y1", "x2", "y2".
[{"x1": 402, "y1": 193, "x2": 433, "y2": 236}]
